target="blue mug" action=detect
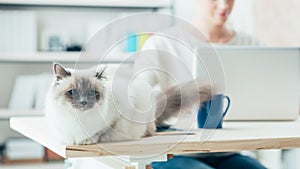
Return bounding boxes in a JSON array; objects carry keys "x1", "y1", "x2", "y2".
[{"x1": 197, "y1": 94, "x2": 230, "y2": 129}]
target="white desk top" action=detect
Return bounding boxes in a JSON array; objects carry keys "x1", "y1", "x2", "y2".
[{"x1": 10, "y1": 116, "x2": 300, "y2": 158}]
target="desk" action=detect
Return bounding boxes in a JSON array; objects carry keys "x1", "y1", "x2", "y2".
[{"x1": 10, "y1": 117, "x2": 300, "y2": 168}]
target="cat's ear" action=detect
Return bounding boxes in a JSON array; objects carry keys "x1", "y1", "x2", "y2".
[
  {"x1": 92, "y1": 65, "x2": 107, "y2": 80},
  {"x1": 53, "y1": 63, "x2": 71, "y2": 80}
]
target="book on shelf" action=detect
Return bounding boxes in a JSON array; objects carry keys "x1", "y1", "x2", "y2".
[
  {"x1": 9, "y1": 75, "x2": 37, "y2": 110},
  {"x1": 0, "y1": 10, "x2": 37, "y2": 53},
  {"x1": 34, "y1": 73, "x2": 53, "y2": 110},
  {"x1": 126, "y1": 33, "x2": 151, "y2": 53},
  {"x1": 8, "y1": 73, "x2": 53, "y2": 113}
]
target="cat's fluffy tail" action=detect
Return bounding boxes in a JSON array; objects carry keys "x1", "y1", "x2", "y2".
[{"x1": 155, "y1": 79, "x2": 213, "y2": 127}]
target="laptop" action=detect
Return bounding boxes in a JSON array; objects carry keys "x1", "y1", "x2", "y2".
[{"x1": 194, "y1": 47, "x2": 300, "y2": 121}]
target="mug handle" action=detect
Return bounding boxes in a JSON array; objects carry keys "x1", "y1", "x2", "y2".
[{"x1": 222, "y1": 96, "x2": 231, "y2": 118}]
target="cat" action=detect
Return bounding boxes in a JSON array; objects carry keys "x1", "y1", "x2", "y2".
[{"x1": 45, "y1": 63, "x2": 214, "y2": 145}]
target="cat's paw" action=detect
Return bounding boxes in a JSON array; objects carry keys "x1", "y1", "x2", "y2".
[
  {"x1": 79, "y1": 138, "x2": 95, "y2": 145},
  {"x1": 144, "y1": 122, "x2": 156, "y2": 136},
  {"x1": 78, "y1": 133, "x2": 100, "y2": 145}
]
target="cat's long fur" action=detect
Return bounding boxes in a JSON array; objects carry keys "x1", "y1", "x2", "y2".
[{"x1": 45, "y1": 63, "x2": 213, "y2": 145}]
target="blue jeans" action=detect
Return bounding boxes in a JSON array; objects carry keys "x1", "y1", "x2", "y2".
[{"x1": 152, "y1": 153, "x2": 267, "y2": 169}]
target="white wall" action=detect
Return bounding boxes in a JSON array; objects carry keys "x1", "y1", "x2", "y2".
[{"x1": 229, "y1": 0, "x2": 254, "y2": 35}]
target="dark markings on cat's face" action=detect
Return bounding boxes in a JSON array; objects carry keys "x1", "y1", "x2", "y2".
[
  {"x1": 95, "y1": 67, "x2": 107, "y2": 80},
  {"x1": 53, "y1": 63, "x2": 71, "y2": 82},
  {"x1": 64, "y1": 77, "x2": 104, "y2": 111}
]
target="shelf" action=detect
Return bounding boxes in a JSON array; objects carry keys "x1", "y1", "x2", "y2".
[
  {"x1": 0, "y1": 0, "x2": 172, "y2": 8},
  {"x1": 0, "y1": 109, "x2": 44, "y2": 119},
  {"x1": 0, "y1": 161, "x2": 64, "y2": 169},
  {"x1": 0, "y1": 52, "x2": 135, "y2": 63}
]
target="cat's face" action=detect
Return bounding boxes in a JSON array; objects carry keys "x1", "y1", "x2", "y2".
[{"x1": 52, "y1": 63, "x2": 106, "y2": 112}]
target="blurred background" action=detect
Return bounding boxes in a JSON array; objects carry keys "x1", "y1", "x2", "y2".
[
  {"x1": 176, "y1": 0, "x2": 300, "y2": 46},
  {"x1": 0, "y1": 0, "x2": 299, "y2": 169}
]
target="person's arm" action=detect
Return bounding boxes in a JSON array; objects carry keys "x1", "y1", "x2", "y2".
[{"x1": 132, "y1": 30, "x2": 202, "y2": 89}]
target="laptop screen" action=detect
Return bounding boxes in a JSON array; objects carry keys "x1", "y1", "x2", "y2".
[{"x1": 194, "y1": 47, "x2": 300, "y2": 121}]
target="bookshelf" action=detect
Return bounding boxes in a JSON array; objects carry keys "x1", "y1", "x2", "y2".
[
  {"x1": 0, "y1": 109, "x2": 43, "y2": 120},
  {"x1": 0, "y1": 0, "x2": 168, "y2": 110},
  {"x1": 0, "y1": 52, "x2": 135, "y2": 63},
  {"x1": 0, "y1": 2, "x2": 174, "y2": 167},
  {"x1": 0, "y1": 161, "x2": 64, "y2": 169},
  {"x1": 0, "y1": 0, "x2": 173, "y2": 56},
  {"x1": 0, "y1": 0, "x2": 172, "y2": 9}
]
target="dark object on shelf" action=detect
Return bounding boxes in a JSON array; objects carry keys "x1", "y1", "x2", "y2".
[
  {"x1": 66, "y1": 44, "x2": 82, "y2": 51},
  {"x1": 156, "y1": 125, "x2": 181, "y2": 132},
  {"x1": 0, "y1": 143, "x2": 4, "y2": 156},
  {"x1": 49, "y1": 36, "x2": 64, "y2": 51}
]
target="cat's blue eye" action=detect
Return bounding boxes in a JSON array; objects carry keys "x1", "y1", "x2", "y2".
[
  {"x1": 68, "y1": 89, "x2": 79, "y2": 96},
  {"x1": 88, "y1": 90, "x2": 97, "y2": 96}
]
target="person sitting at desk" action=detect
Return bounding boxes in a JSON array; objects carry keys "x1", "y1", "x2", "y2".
[{"x1": 133, "y1": 0, "x2": 265, "y2": 169}]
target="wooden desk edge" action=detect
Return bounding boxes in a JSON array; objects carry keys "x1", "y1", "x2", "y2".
[{"x1": 65, "y1": 137, "x2": 300, "y2": 158}]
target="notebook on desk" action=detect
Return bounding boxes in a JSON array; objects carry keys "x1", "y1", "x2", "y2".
[{"x1": 194, "y1": 47, "x2": 300, "y2": 121}]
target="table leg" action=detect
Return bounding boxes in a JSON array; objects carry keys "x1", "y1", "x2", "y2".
[{"x1": 129, "y1": 154, "x2": 167, "y2": 169}]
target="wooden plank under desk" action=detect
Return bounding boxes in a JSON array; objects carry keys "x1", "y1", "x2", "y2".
[{"x1": 10, "y1": 117, "x2": 300, "y2": 158}]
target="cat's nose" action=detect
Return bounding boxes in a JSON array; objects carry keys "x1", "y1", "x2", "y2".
[{"x1": 80, "y1": 101, "x2": 88, "y2": 106}]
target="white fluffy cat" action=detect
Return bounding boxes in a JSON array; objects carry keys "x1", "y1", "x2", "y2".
[{"x1": 45, "y1": 63, "x2": 213, "y2": 145}]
